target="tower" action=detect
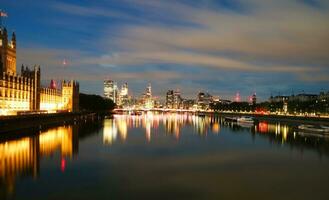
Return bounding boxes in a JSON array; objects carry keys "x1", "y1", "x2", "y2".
[
  {"x1": 104, "y1": 79, "x2": 118, "y2": 103},
  {"x1": 166, "y1": 90, "x2": 174, "y2": 108},
  {"x1": 62, "y1": 80, "x2": 79, "y2": 112},
  {"x1": 0, "y1": 27, "x2": 16, "y2": 74},
  {"x1": 21, "y1": 65, "x2": 41, "y2": 110},
  {"x1": 252, "y1": 93, "x2": 257, "y2": 105}
]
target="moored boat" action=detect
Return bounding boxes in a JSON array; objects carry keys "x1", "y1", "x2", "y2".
[
  {"x1": 237, "y1": 116, "x2": 254, "y2": 123},
  {"x1": 298, "y1": 124, "x2": 329, "y2": 133},
  {"x1": 224, "y1": 117, "x2": 238, "y2": 122}
]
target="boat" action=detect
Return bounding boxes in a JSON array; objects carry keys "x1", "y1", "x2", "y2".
[
  {"x1": 298, "y1": 124, "x2": 329, "y2": 133},
  {"x1": 224, "y1": 117, "x2": 238, "y2": 122},
  {"x1": 237, "y1": 122, "x2": 254, "y2": 128},
  {"x1": 298, "y1": 131, "x2": 329, "y2": 138},
  {"x1": 237, "y1": 116, "x2": 254, "y2": 123}
]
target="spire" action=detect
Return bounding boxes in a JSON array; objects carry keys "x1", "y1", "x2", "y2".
[
  {"x1": 11, "y1": 32, "x2": 16, "y2": 49},
  {"x1": 2, "y1": 27, "x2": 7, "y2": 45}
]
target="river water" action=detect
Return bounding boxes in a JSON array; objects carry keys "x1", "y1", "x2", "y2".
[{"x1": 1, "y1": 113, "x2": 329, "y2": 200}]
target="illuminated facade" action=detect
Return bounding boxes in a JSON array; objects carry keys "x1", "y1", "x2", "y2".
[
  {"x1": 166, "y1": 89, "x2": 182, "y2": 109},
  {"x1": 118, "y1": 82, "x2": 129, "y2": 106},
  {"x1": 104, "y1": 79, "x2": 118, "y2": 103},
  {"x1": 142, "y1": 84, "x2": 154, "y2": 109},
  {"x1": 0, "y1": 27, "x2": 79, "y2": 115}
]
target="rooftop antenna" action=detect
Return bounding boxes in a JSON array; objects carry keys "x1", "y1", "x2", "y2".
[{"x1": 0, "y1": 10, "x2": 8, "y2": 29}]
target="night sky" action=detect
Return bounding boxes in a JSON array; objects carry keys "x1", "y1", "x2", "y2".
[{"x1": 2, "y1": 0, "x2": 329, "y2": 101}]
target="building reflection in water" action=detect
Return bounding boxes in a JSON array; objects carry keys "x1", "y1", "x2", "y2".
[
  {"x1": 256, "y1": 122, "x2": 290, "y2": 143},
  {"x1": 103, "y1": 120, "x2": 117, "y2": 145},
  {"x1": 103, "y1": 113, "x2": 222, "y2": 144},
  {"x1": 0, "y1": 125, "x2": 78, "y2": 199},
  {"x1": 104, "y1": 113, "x2": 329, "y2": 158}
]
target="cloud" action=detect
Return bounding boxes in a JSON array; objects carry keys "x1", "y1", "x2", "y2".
[
  {"x1": 87, "y1": 51, "x2": 317, "y2": 73},
  {"x1": 51, "y1": 0, "x2": 329, "y2": 73},
  {"x1": 99, "y1": 0, "x2": 329, "y2": 72},
  {"x1": 51, "y1": 2, "x2": 135, "y2": 21},
  {"x1": 297, "y1": 73, "x2": 329, "y2": 83},
  {"x1": 14, "y1": 0, "x2": 329, "y2": 98}
]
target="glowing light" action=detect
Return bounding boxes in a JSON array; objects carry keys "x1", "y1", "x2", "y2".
[
  {"x1": 258, "y1": 122, "x2": 268, "y2": 133},
  {"x1": 235, "y1": 91, "x2": 241, "y2": 102},
  {"x1": 62, "y1": 59, "x2": 67, "y2": 66},
  {"x1": 61, "y1": 158, "x2": 66, "y2": 172},
  {"x1": 212, "y1": 123, "x2": 220, "y2": 134}
]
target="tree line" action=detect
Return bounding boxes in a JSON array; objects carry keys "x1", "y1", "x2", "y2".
[
  {"x1": 79, "y1": 93, "x2": 115, "y2": 112},
  {"x1": 211, "y1": 99, "x2": 329, "y2": 115}
]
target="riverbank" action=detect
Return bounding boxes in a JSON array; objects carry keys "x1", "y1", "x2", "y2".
[
  {"x1": 215, "y1": 112, "x2": 329, "y2": 125},
  {"x1": 0, "y1": 112, "x2": 110, "y2": 135}
]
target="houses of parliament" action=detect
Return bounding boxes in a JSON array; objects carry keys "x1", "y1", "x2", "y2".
[{"x1": 0, "y1": 26, "x2": 79, "y2": 115}]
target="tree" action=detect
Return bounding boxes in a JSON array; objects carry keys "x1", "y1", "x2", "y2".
[{"x1": 79, "y1": 93, "x2": 115, "y2": 112}]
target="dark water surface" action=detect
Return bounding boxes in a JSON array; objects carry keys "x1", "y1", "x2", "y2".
[{"x1": 1, "y1": 113, "x2": 329, "y2": 200}]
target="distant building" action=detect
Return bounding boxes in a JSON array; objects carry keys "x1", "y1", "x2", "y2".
[
  {"x1": 269, "y1": 93, "x2": 318, "y2": 103},
  {"x1": 182, "y1": 99, "x2": 195, "y2": 110},
  {"x1": 119, "y1": 82, "x2": 129, "y2": 106},
  {"x1": 166, "y1": 90, "x2": 174, "y2": 109},
  {"x1": 196, "y1": 92, "x2": 212, "y2": 110},
  {"x1": 252, "y1": 93, "x2": 257, "y2": 105},
  {"x1": 173, "y1": 90, "x2": 182, "y2": 109},
  {"x1": 290, "y1": 93, "x2": 318, "y2": 102},
  {"x1": 319, "y1": 91, "x2": 329, "y2": 102},
  {"x1": 142, "y1": 84, "x2": 153, "y2": 109},
  {"x1": 0, "y1": 26, "x2": 79, "y2": 115},
  {"x1": 165, "y1": 89, "x2": 183, "y2": 109},
  {"x1": 269, "y1": 95, "x2": 289, "y2": 103},
  {"x1": 104, "y1": 79, "x2": 118, "y2": 103},
  {"x1": 145, "y1": 83, "x2": 152, "y2": 99},
  {"x1": 219, "y1": 99, "x2": 231, "y2": 104}
]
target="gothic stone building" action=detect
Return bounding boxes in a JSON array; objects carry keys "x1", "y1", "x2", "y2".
[{"x1": 0, "y1": 27, "x2": 79, "y2": 115}]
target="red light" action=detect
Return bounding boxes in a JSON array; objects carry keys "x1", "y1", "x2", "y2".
[
  {"x1": 61, "y1": 158, "x2": 66, "y2": 172},
  {"x1": 258, "y1": 122, "x2": 268, "y2": 133}
]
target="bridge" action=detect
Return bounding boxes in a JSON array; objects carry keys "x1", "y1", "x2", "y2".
[{"x1": 113, "y1": 108, "x2": 211, "y2": 113}]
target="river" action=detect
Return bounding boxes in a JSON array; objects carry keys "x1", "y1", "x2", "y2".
[{"x1": 1, "y1": 113, "x2": 328, "y2": 200}]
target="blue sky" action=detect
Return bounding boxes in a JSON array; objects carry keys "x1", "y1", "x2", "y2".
[{"x1": 1, "y1": 0, "x2": 329, "y2": 101}]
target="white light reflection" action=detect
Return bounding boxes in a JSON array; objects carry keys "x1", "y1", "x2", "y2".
[{"x1": 103, "y1": 119, "x2": 117, "y2": 145}]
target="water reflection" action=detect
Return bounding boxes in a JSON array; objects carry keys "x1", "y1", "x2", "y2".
[
  {"x1": 1, "y1": 114, "x2": 329, "y2": 199},
  {"x1": 103, "y1": 113, "x2": 222, "y2": 144},
  {"x1": 0, "y1": 125, "x2": 78, "y2": 199},
  {"x1": 103, "y1": 113, "x2": 329, "y2": 157}
]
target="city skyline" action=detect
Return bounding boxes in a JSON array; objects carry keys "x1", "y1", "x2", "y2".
[{"x1": 1, "y1": 0, "x2": 329, "y2": 100}]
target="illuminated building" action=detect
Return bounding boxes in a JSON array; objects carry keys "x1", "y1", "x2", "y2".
[
  {"x1": 269, "y1": 95, "x2": 289, "y2": 103},
  {"x1": 182, "y1": 99, "x2": 195, "y2": 110},
  {"x1": 249, "y1": 93, "x2": 256, "y2": 105},
  {"x1": 166, "y1": 89, "x2": 182, "y2": 109},
  {"x1": 252, "y1": 93, "x2": 257, "y2": 105},
  {"x1": 119, "y1": 82, "x2": 129, "y2": 106},
  {"x1": 196, "y1": 91, "x2": 212, "y2": 110},
  {"x1": 173, "y1": 89, "x2": 182, "y2": 109},
  {"x1": 166, "y1": 90, "x2": 174, "y2": 109},
  {"x1": 145, "y1": 83, "x2": 152, "y2": 98},
  {"x1": 142, "y1": 84, "x2": 153, "y2": 109},
  {"x1": 104, "y1": 79, "x2": 118, "y2": 103},
  {"x1": 0, "y1": 26, "x2": 79, "y2": 115}
]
